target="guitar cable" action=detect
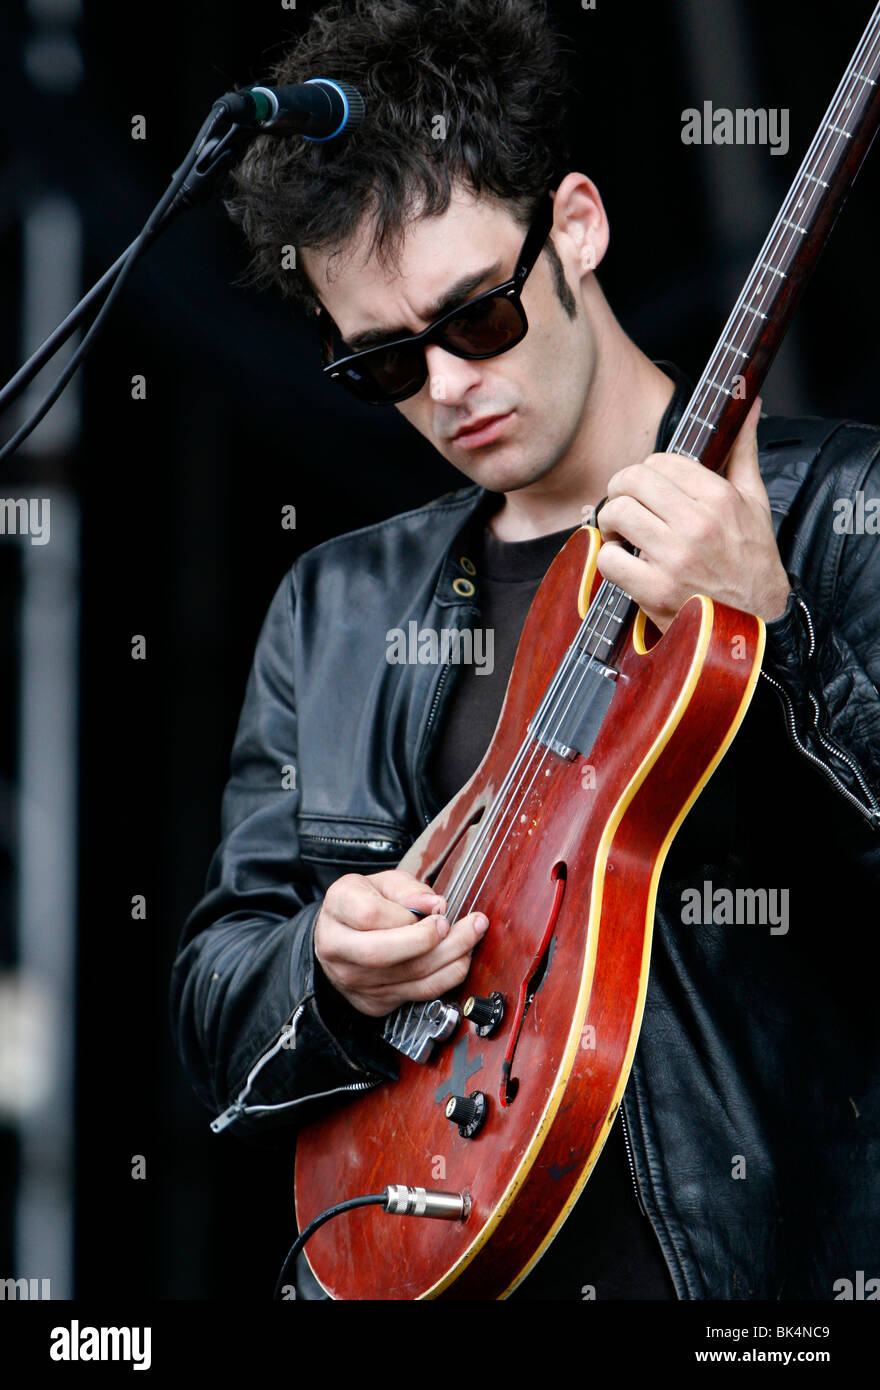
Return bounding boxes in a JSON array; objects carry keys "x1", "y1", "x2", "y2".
[{"x1": 274, "y1": 1185, "x2": 471, "y2": 1299}]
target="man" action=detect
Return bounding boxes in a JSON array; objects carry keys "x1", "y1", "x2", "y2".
[{"x1": 171, "y1": 0, "x2": 880, "y2": 1299}]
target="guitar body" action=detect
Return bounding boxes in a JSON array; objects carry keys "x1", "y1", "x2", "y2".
[{"x1": 295, "y1": 525, "x2": 765, "y2": 1299}]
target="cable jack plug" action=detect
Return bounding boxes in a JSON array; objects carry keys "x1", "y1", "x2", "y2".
[{"x1": 383, "y1": 1185, "x2": 471, "y2": 1220}]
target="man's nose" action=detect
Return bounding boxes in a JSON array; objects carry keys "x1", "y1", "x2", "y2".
[{"x1": 423, "y1": 343, "x2": 483, "y2": 404}]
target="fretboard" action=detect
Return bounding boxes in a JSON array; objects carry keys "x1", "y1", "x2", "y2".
[{"x1": 675, "y1": 3, "x2": 880, "y2": 470}]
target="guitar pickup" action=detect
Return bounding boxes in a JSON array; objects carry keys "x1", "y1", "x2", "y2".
[{"x1": 528, "y1": 659, "x2": 617, "y2": 761}]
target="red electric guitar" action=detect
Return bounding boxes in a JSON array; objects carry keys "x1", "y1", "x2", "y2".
[{"x1": 295, "y1": 5, "x2": 880, "y2": 1298}]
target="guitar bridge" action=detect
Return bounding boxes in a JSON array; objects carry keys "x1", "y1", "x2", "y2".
[{"x1": 383, "y1": 999, "x2": 461, "y2": 1063}]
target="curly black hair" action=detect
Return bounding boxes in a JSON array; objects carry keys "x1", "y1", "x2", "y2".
[{"x1": 226, "y1": 0, "x2": 575, "y2": 314}]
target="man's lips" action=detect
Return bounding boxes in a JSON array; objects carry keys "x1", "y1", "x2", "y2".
[{"x1": 450, "y1": 411, "x2": 514, "y2": 449}]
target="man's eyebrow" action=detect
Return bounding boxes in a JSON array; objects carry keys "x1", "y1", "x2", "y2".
[{"x1": 344, "y1": 262, "x2": 505, "y2": 353}]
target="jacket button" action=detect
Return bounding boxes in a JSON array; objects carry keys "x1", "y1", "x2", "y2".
[{"x1": 453, "y1": 577, "x2": 475, "y2": 597}]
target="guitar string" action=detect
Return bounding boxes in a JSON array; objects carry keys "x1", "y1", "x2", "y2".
[
  {"x1": 434, "y1": 626, "x2": 588, "y2": 918},
  {"x1": 392, "y1": 13, "x2": 880, "y2": 1034},
  {"x1": 441, "y1": 586, "x2": 625, "y2": 922},
  {"x1": 453, "y1": 596, "x2": 629, "y2": 923},
  {"x1": 440, "y1": 580, "x2": 625, "y2": 908}
]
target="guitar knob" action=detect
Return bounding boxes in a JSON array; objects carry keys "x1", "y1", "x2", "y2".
[
  {"x1": 463, "y1": 991, "x2": 504, "y2": 1037},
  {"x1": 445, "y1": 1091, "x2": 488, "y2": 1138}
]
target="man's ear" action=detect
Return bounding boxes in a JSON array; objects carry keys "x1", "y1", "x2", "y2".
[{"x1": 550, "y1": 172, "x2": 610, "y2": 280}]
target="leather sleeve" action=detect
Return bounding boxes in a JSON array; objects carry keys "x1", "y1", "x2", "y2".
[
  {"x1": 169, "y1": 568, "x2": 398, "y2": 1139},
  {"x1": 761, "y1": 434, "x2": 880, "y2": 830}
]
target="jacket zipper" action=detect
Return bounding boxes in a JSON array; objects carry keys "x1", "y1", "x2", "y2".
[
  {"x1": 759, "y1": 667, "x2": 880, "y2": 827},
  {"x1": 619, "y1": 1095, "x2": 688, "y2": 1298},
  {"x1": 418, "y1": 661, "x2": 453, "y2": 826},
  {"x1": 211, "y1": 1004, "x2": 381, "y2": 1133},
  {"x1": 759, "y1": 593, "x2": 879, "y2": 827},
  {"x1": 303, "y1": 834, "x2": 405, "y2": 853},
  {"x1": 618, "y1": 1101, "x2": 648, "y2": 1216}
]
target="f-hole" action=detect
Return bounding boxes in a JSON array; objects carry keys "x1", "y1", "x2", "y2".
[
  {"x1": 500, "y1": 861, "x2": 566, "y2": 1106},
  {"x1": 427, "y1": 802, "x2": 487, "y2": 905}
]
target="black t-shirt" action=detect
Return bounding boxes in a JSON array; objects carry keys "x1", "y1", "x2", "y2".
[{"x1": 426, "y1": 525, "x2": 676, "y2": 1299}]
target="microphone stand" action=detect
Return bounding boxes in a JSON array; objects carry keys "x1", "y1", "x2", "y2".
[{"x1": 0, "y1": 99, "x2": 256, "y2": 462}]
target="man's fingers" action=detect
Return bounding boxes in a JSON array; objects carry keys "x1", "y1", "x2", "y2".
[
  {"x1": 598, "y1": 494, "x2": 671, "y2": 554},
  {"x1": 346, "y1": 953, "x2": 476, "y2": 1017},
  {"x1": 321, "y1": 910, "x2": 449, "y2": 967},
  {"x1": 323, "y1": 909, "x2": 489, "y2": 973},
  {"x1": 316, "y1": 869, "x2": 491, "y2": 1015},
  {"x1": 605, "y1": 459, "x2": 690, "y2": 522},
  {"x1": 358, "y1": 912, "x2": 490, "y2": 985},
  {"x1": 327, "y1": 871, "x2": 445, "y2": 933},
  {"x1": 596, "y1": 542, "x2": 669, "y2": 601},
  {"x1": 388, "y1": 953, "x2": 475, "y2": 1003},
  {"x1": 366, "y1": 868, "x2": 447, "y2": 917},
  {"x1": 723, "y1": 396, "x2": 767, "y2": 505}
]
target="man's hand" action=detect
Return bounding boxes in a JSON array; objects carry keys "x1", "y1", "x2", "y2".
[
  {"x1": 595, "y1": 396, "x2": 791, "y2": 633},
  {"x1": 314, "y1": 867, "x2": 489, "y2": 1018}
]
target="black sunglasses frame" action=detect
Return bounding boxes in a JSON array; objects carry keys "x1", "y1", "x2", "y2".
[{"x1": 317, "y1": 194, "x2": 556, "y2": 405}]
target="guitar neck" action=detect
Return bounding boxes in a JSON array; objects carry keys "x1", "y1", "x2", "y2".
[
  {"x1": 671, "y1": 2, "x2": 880, "y2": 476},
  {"x1": 577, "y1": 6, "x2": 880, "y2": 666}
]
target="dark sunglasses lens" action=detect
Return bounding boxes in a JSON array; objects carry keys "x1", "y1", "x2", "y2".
[
  {"x1": 442, "y1": 294, "x2": 525, "y2": 354},
  {"x1": 361, "y1": 341, "x2": 428, "y2": 403},
  {"x1": 343, "y1": 342, "x2": 427, "y2": 403}
]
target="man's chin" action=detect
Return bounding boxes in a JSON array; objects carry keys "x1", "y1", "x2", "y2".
[{"x1": 439, "y1": 444, "x2": 553, "y2": 494}]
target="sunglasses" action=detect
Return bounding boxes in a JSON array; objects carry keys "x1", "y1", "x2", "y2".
[{"x1": 317, "y1": 194, "x2": 555, "y2": 405}]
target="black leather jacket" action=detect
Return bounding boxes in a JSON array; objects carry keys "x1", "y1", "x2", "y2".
[{"x1": 171, "y1": 405, "x2": 880, "y2": 1300}]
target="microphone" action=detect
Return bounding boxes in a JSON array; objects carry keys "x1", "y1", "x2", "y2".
[{"x1": 216, "y1": 79, "x2": 366, "y2": 141}]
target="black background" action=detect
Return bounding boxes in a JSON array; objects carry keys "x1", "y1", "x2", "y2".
[{"x1": 1, "y1": 0, "x2": 879, "y2": 1300}]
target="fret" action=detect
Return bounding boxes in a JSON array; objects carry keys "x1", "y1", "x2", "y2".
[
  {"x1": 760, "y1": 262, "x2": 787, "y2": 278},
  {"x1": 853, "y1": 72, "x2": 878, "y2": 85},
  {"x1": 707, "y1": 377, "x2": 732, "y2": 395},
  {"x1": 691, "y1": 415, "x2": 717, "y2": 431},
  {"x1": 803, "y1": 172, "x2": 830, "y2": 188},
  {"x1": 592, "y1": 605, "x2": 624, "y2": 630},
  {"x1": 722, "y1": 341, "x2": 750, "y2": 357},
  {"x1": 781, "y1": 218, "x2": 808, "y2": 234},
  {"x1": 585, "y1": 588, "x2": 631, "y2": 639},
  {"x1": 827, "y1": 123, "x2": 853, "y2": 138},
  {"x1": 744, "y1": 305, "x2": 768, "y2": 320}
]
